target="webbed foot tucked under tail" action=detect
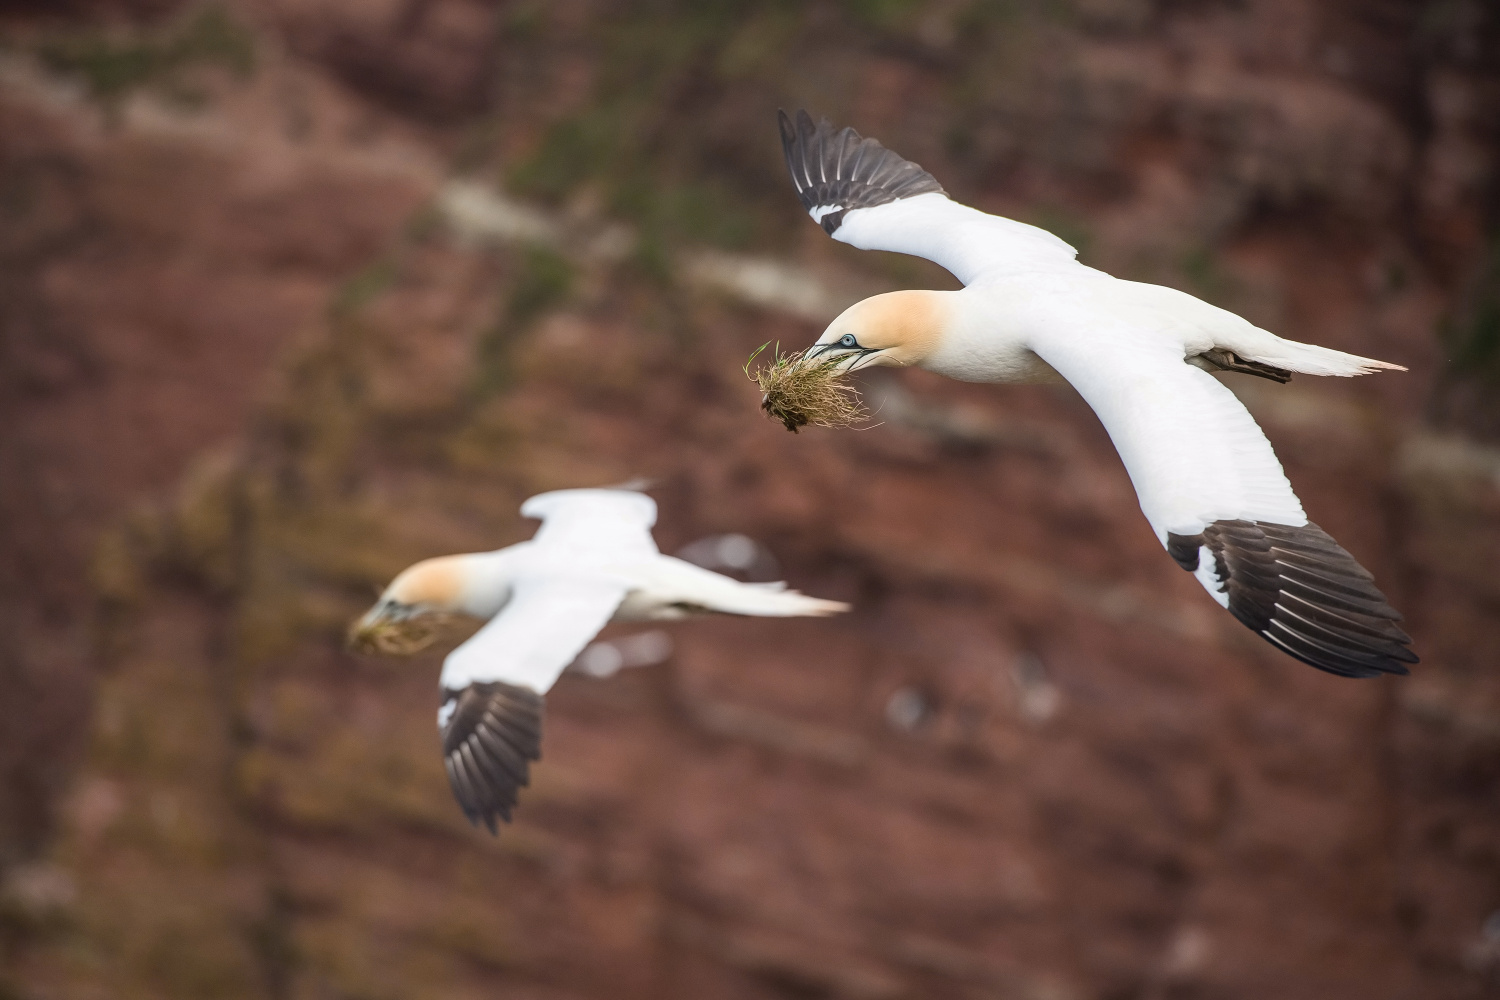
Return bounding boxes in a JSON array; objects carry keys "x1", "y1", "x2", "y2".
[{"x1": 1188, "y1": 348, "x2": 1293, "y2": 384}]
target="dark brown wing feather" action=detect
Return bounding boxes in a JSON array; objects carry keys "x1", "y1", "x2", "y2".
[
  {"x1": 1168, "y1": 520, "x2": 1417, "y2": 678},
  {"x1": 778, "y1": 109, "x2": 945, "y2": 235},
  {"x1": 440, "y1": 681, "x2": 543, "y2": 833}
]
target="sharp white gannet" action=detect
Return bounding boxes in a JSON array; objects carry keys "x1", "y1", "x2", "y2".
[
  {"x1": 775, "y1": 109, "x2": 1417, "y2": 678},
  {"x1": 351, "y1": 488, "x2": 848, "y2": 831}
]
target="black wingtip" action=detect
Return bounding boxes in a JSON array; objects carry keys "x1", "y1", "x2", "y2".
[
  {"x1": 794, "y1": 108, "x2": 818, "y2": 143},
  {"x1": 1170, "y1": 520, "x2": 1418, "y2": 678},
  {"x1": 776, "y1": 108, "x2": 945, "y2": 236},
  {"x1": 441, "y1": 681, "x2": 544, "y2": 833}
]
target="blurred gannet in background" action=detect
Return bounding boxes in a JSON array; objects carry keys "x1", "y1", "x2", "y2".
[
  {"x1": 351, "y1": 488, "x2": 847, "y2": 831},
  {"x1": 775, "y1": 109, "x2": 1417, "y2": 678}
]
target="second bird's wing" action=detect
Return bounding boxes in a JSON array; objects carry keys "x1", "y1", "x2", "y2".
[
  {"x1": 779, "y1": 109, "x2": 1077, "y2": 285},
  {"x1": 437, "y1": 577, "x2": 627, "y2": 831},
  {"x1": 521, "y1": 487, "x2": 659, "y2": 556},
  {"x1": 1029, "y1": 325, "x2": 1416, "y2": 678}
]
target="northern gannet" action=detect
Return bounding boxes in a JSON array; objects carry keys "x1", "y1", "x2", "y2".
[
  {"x1": 351, "y1": 488, "x2": 848, "y2": 831},
  {"x1": 776, "y1": 109, "x2": 1417, "y2": 678}
]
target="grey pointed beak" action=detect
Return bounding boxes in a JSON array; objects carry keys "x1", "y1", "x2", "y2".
[
  {"x1": 804, "y1": 345, "x2": 883, "y2": 371},
  {"x1": 347, "y1": 598, "x2": 406, "y2": 652},
  {"x1": 357, "y1": 599, "x2": 395, "y2": 630}
]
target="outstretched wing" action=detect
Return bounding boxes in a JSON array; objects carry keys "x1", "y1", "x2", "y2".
[
  {"x1": 778, "y1": 109, "x2": 1076, "y2": 284},
  {"x1": 521, "y1": 488, "x2": 658, "y2": 556},
  {"x1": 437, "y1": 578, "x2": 627, "y2": 831},
  {"x1": 1030, "y1": 328, "x2": 1416, "y2": 678},
  {"x1": 439, "y1": 681, "x2": 541, "y2": 833}
]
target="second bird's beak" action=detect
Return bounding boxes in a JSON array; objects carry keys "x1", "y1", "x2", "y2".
[{"x1": 347, "y1": 599, "x2": 455, "y2": 656}]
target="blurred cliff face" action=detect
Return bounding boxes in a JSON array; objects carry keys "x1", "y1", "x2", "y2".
[{"x1": 1, "y1": 2, "x2": 1498, "y2": 998}]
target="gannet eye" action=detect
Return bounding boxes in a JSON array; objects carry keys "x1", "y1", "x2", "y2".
[{"x1": 838, "y1": 334, "x2": 859, "y2": 349}]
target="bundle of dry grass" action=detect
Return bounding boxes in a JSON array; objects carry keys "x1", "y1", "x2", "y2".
[
  {"x1": 745, "y1": 343, "x2": 867, "y2": 433},
  {"x1": 346, "y1": 612, "x2": 462, "y2": 656}
]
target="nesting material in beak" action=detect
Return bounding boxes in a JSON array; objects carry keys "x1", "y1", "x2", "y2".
[
  {"x1": 346, "y1": 611, "x2": 461, "y2": 656},
  {"x1": 745, "y1": 343, "x2": 868, "y2": 433}
]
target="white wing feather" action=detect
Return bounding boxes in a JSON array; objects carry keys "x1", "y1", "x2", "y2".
[
  {"x1": 834, "y1": 192, "x2": 1077, "y2": 285},
  {"x1": 1029, "y1": 328, "x2": 1307, "y2": 541},
  {"x1": 520, "y1": 488, "x2": 658, "y2": 555},
  {"x1": 778, "y1": 111, "x2": 1076, "y2": 284},
  {"x1": 439, "y1": 578, "x2": 627, "y2": 694}
]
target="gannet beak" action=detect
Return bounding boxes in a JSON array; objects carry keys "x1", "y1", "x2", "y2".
[
  {"x1": 804, "y1": 344, "x2": 884, "y2": 370},
  {"x1": 347, "y1": 599, "x2": 455, "y2": 656},
  {"x1": 354, "y1": 599, "x2": 393, "y2": 631},
  {"x1": 347, "y1": 599, "x2": 397, "y2": 651}
]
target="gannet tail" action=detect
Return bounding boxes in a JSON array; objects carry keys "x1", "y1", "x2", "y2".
[
  {"x1": 710, "y1": 585, "x2": 851, "y2": 618},
  {"x1": 1119, "y1": 281, "x2": 1408, "y2": 379},
  {"x1": 646, "y1": 555, "x2": 850, "y2": 618},
  {"x1": 1236, "y1": 338, "x2": 1406, "y2": 378}
]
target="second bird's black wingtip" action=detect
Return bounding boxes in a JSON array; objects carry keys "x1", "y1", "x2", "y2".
[
  {"x1": 441, "y1": 681, "x2": 544, "y2": 834},
  {"x1": 777, "y1": 107, "x2": 795, "y2": 143}
]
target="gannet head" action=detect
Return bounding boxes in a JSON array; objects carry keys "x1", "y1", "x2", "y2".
[
  {"x1": 807, "y1": 290, "x2": 947, "y2": 370},
  {"x1": 349, "y1": 556, "x2": 469, "y2": 656}
]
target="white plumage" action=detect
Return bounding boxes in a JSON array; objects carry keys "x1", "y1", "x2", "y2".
[
  {"x1": 835, "y1": 190, "x2": 1079, "y2": 283},
  {"x1": 354, "y1": 487, "x2": 847, "y2": 831},
  {"x1": 778, "y1": 109, "x2": 1415, "y2": 680},
  {"x1": 1024, "y1": 306, "x2": 1308, "y2": 538}
]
